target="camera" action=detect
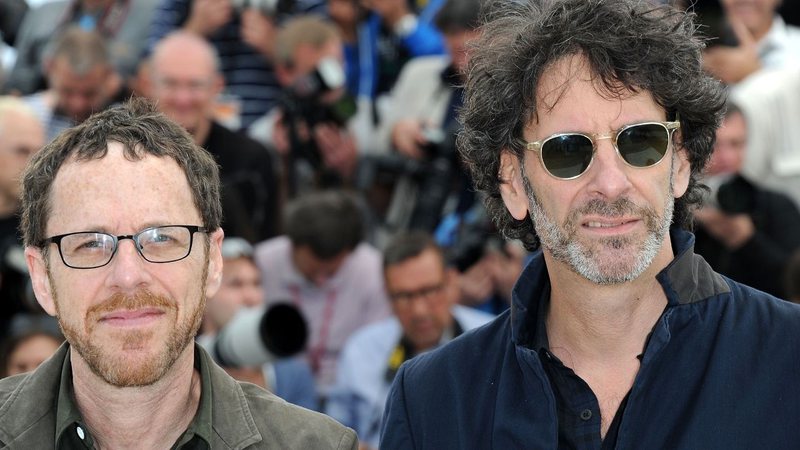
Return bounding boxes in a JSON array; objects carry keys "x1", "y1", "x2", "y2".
[
  {"x1": 212, "y1": 303, "x2": 308, "y2": 368},
  {"x1": 357, "y1": 122, "x2": 460, "y2": 232},
  {"x1": 230, "y1": 0, "x2": 295, "y2": 16},
  {"x1": 283, "y1": 57, "x2": 356, "y2": 128},
  {"x1": 717, "y1": 175, "x2": 756, "y2": 215},
  {"x1": 281, "y1": 57, "x2": 357, "y2": 169}
]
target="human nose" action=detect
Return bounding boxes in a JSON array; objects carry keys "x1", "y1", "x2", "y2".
[
  {"x1": 104, "y1": 238, "x2": 152, "y2": 292},
  {"x1": 408, "y1": 294, "x2": 432, "y2": 316},
  {"x1": 243, "y1": 285, "x2": 264, "y2": 307},
  {"x1": 584, "y1": 136, "x2": 633, "y2": 199}
]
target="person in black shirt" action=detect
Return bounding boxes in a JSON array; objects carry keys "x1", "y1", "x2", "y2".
[
  {"x1": 0, "y1": 97, "x2": 45, "y2": 340},
  {"x1": 149, "y1": 31, "x2": 280, "y2": 241}
]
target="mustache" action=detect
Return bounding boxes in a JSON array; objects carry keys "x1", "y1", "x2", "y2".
[
  {"x1": 575, "y1": 197, "x2": 639, "y2": 217},
  {"x1": 87, "y1": 290, "x2": 175, "y2": 319}
]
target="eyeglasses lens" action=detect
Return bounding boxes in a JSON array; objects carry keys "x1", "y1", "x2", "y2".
[
  {"x1": 541, "y1": 134, "x2": 594, "y2": 179},
  {"x1": 617, "y1": 124, "x2": 669, "y2": 168},
  {"x1": 138, "y1": 226, "x2": 193, "y2": 262}
]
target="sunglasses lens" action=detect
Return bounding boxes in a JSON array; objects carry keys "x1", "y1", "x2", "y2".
[
  {"x1": 541, "y1": 135, "x2": 594, "y2": 179},
  {"x1": 617, "y1": 124, "x2": 670, "y2": 167}
]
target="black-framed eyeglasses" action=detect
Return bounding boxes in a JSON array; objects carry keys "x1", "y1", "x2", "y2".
[
  {"x1": 523, "y1": 121, "x2": 680, "y2": 180},
  {"x1": 389, "y1": 282, "x2": 446, "y2": 305},
  {"x1": 40, "y1": 225, "x2": 208, "y2": 269}
]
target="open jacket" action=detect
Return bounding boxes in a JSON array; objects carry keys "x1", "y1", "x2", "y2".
[
  {"x1": 381, "y1": 229, "x2": 800, "y2": 449},
  {"x1": 0, "y1": 343, "x2": 356, "y2": 449}
]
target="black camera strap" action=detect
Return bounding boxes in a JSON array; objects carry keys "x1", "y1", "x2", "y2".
[{"x1": 383, "y1": 318, "x2": 464, "y2": 383}]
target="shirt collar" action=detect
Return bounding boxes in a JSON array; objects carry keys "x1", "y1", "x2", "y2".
[{"x1": 54, "y1": 344, "x2": 214, "y2": 449}]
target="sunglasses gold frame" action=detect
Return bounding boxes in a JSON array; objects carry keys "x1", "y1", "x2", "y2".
[{"x1": 523, "y1": 121, "x2": 681, "y2": 180}]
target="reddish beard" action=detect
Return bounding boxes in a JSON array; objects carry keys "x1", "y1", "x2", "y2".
[{"x1": 57, "y1": 289, "x2": 205, "y2": 387}]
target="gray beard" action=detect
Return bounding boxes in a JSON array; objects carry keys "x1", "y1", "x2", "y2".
[{"x1": 521, "y1": 160, "x2": 675, "y2": 285}]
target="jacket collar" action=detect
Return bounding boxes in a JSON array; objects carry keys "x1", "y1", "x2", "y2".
[
  {"x1": 0, "y1": 343, "x2": 263, "y2": 449},
  {"x1": 509, "y1": 228, "x2": 730, "y2": 349}
]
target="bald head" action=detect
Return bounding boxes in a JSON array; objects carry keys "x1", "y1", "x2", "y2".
[
  {"x1": 0, "y1": 97, "x2": 44, "y2": 212},
  {"x1": 151, "y1": 32, "x2": 221, "y2": 76},
  {"x1": 149, "y1": 32, "x2": 223, "y2": 137}
]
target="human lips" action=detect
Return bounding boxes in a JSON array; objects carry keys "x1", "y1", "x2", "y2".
[
  {"x1": 99, "y1": 308, "x2": 166, "y2": 327},
  {"x1": 581, "y1": 217, "x2": 641, "y2": 234}
]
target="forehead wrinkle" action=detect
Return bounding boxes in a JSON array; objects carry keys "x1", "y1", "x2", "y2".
[
  {"x1": 47, "y1": 145, "x2": 198, "y2": 236},
  {"x1": 533, "y1": 54, "x2": 645, "y2": 131}
]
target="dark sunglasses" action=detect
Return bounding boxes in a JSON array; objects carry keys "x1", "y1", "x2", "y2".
[{"x1": 523, "y1": 121, "x2": 681, "y2": 180}]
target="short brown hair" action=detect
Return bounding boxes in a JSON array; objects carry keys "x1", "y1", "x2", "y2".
[
  {"x1": 20, "y1": 97, "x2": 222, "y2": 248},
  {"x1": 274, "y1": 15, "x2": 340, "y2": 68}
]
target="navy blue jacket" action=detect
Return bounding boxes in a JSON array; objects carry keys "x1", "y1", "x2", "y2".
[{"x1": 380, "y1": 230, "x2": 800, "y2": 449}]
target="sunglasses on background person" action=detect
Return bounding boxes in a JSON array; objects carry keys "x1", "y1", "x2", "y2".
[{"x1": 523, "y1": 121, "x2": 681, "y2": 180}]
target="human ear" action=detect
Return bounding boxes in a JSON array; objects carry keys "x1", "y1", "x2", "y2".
[
  {"x1": 672, "y1": 142, "x2": 692, "y2": 199},
  {"x1": 498, "y1": 151, "x2": 529, "y2": 220},
  {"x1": 25, "y1": 247, "x2": 56, "y2": 316},
  {"x1": 205, "y1": 228, "x2": 225, "y2": 298}
]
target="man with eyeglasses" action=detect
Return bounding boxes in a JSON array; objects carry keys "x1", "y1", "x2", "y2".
[
  {"x1": 381, "y1": 1, "x2": 800, "y2": 449},
  {"x1": 325, "y1": 231, "x2": 492, "y2": 449},
  {"x1": 0, "y1": 98, "x2": 356, "y2": 449}
]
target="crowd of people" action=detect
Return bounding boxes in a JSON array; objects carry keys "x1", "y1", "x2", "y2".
[{"x1": 0, "y1": 0, "x2": 800, "y2": 448}]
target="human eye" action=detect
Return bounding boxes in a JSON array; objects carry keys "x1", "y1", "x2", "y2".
[
  {"x1": 142, "y1": 227, "x2": 183, "y2": 246},
  {"x1": 62, "y1": 233, "x2": 112, "y2": 255}
]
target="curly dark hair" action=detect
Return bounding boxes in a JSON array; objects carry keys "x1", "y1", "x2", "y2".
[
  {"x1": 458, "y1": 0, "x2": 726, "y2": 251},
  {"x1": 20, "y1": 97, "x2": 222, "y2": 249}
]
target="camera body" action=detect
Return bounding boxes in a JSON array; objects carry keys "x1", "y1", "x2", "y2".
[
  {"x1": 280, "y1": 57, "x2": 356, "y2": 169},
  {"x1": 717, "y1": 175, "x2": 757, "y2": 215},
  {"x1": 283, "y1": 57, "x2": 355, "y2": 128},
  {"x1": 706, "y1": 174, "x2": 757, "y2": 215}
]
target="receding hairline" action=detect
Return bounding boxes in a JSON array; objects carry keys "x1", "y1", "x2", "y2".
[
  {"x1": 42, "y1": 142, "x2": 202, "y2": 231},
  {"x1": 150, "y1": 31, "x2": 221, "y2": 76}
]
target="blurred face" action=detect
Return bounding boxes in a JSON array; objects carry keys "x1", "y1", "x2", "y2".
[
  {"x1": 0, "y1": 112, "x2": 44, "y2": 205},
  {"x1": 328, "y1": 0, "x2": 360, "y2": 29},
  {"x1": 385, "y1": 248, "x2": 455, "y2": 353},
  {"x1": 150, "y1": 40, "x2": 222, "y2": 135},
  {"x1": 291, "y1": 245, "x2": 349, "y2": 286},
  {"x1": 48, "y1": 58, "x2": 112, "y2": 123},
  {"x1": 444, "y1": 29, "x2": 480, "y2": 75},
  {"x1": 708, "y1": 111, "x2": 747, "y2": 176},
  {"x1": 205, "y1": 257, "x2": 263, "y2": 330},
  {"x1": 5, "y1": 334, "x2": 62, "y2": 376},
  {"x1": 25, "y1": 144, "x2": 223, "y2": 387},
  {"x1": 720, "y1": 0, "x2": 781, "y2": 38}
]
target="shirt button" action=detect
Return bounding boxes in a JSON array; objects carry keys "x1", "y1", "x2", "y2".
[
  {"x1": 580, "y1": 409, "x2": 593, "y2": 421},
  {"x1": 76, "y1": 426, "x2": 85, "y2": 440}
]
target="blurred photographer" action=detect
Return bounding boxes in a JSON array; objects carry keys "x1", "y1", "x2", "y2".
[
  {"x1": 356, "y1": 0, "x2": 481, "y2": 236},
  {"x1": 249, "y1": 15, "x2": 361, "y2": 196},
  {"x1": 254, "y1": 190, "x2": 391, "y2": 398},
  {"x1": 694, "y1": 103, "x2": 800, "y2": 298},
  {"x1": 197, "y1": 237, "x2": 318, "y2": 410}
]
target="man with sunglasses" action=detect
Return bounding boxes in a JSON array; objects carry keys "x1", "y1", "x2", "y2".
[
  {"x1": 381, "y1": 1, "x2": 800, "y2": 449},
  {"x1": 0, "y1": 99, "x2": 357, "y2": 448}
]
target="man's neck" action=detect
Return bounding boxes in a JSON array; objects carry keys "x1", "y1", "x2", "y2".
[
  {"x1": 544, "y1": 246, "x2": 672, "y2": 365},
  {"x1": 543, "y1": 240, "x2": 674, "y2": 438},
  {"x1": 191, "y1": 118, "x2": 213, "y2": 147},
  {"x1": 70, "y1": 345, "x2": 202, "y2": 450}
]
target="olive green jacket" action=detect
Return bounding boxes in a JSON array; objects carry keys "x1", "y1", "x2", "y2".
[{"x1": 0, "y1": 343, "x2": 357, "y2": 449}]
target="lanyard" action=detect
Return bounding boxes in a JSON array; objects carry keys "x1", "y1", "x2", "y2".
[{"x1": 289, "y1": 285, "x2": 338, "y2": 375}]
